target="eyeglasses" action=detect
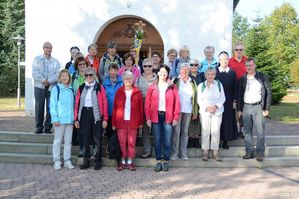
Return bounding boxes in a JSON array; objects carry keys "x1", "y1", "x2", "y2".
[
  {"x1": 190, "y1": 64, "x2": 198, "y2": 67},
  {"x1": 44, "y1": 46, "x2": 52, "y2": 49},
  {"x1": 84, "y1": 74, "x2": 94, "y2": 77},
  {"x1": 143, "y1": 65, "x2": 152, "y2": 68},
  {"x1": 235, "y1": 49, "x2": 243, "y2": 51},
  {"x1": 78, "y1": 63, "x2": 86, "y2": 66}
]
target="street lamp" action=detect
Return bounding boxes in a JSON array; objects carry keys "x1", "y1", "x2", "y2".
[{"x1": 13, "y1": 35, "x2": 25, "y2": 108}]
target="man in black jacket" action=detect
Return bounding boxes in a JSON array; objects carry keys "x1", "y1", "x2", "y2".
[{"x1": 237, "y1": 57, "x2": 272, "y2": 161}]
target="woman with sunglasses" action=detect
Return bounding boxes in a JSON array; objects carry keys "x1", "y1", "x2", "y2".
[
  {"x1": 136, "y1": 58, "x2": 157, "y2": 159},
  {"x1": 187, "y1": 59, "x2": 205, "y2": 148},
  {"x1": 74, "y1": 67, "x2": 108, "y2": 170}
]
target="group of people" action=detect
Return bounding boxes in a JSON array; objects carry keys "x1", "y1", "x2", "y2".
[{"x1": 32, "y1": 40, "x2": 272, "y2": 172}]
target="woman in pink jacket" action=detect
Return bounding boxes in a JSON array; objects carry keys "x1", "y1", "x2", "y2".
[
  {"x1": 118, "y1": 52, "x2": 141, "y2": 84},
  {"x1": 145, "y1": 64, "x2": 180, "y2": 172}
]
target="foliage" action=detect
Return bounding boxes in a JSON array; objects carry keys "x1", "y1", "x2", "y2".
[
  {"x1": 232, "y1": 12, "x2": 250, "y2": 46},
  {"x1": 234, "y1": 3, "x2": 299, "y2": 103},
  {"x1": 0, "y1": 0, "x2": 25, "y2": 97},
  {"x1": 290, "y1": 57, "x2": 299, "y2": 86}
]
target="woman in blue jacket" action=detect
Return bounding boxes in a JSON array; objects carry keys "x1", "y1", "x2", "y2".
[{"x1": 50, "y1": 69, "x2": 75, "y2": 170}]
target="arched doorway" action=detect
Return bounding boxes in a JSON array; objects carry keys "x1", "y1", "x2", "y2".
[{"x1": 95, "y1": 16, "x2": 164, "y2": 62}]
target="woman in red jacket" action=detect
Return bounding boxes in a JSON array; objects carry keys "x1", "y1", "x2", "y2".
[
  {"x1": 145, "y1": 64, "x2": 180, "y2": 172},
  {"x1": 112, "y1": 71, "x2": 143, "y2": 171}
]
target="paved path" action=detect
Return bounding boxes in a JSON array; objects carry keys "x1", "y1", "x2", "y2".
[{"x1": 0, "y1": 163, "x2": 298, "y2": 199}]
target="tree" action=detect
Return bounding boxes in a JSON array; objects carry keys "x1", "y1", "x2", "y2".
[
  {"x1": 0, "y1": 0, "x2": 25, "y2": 96},
  {"x1": 232, "y1": 12, "x2": 250, "y2": 46}
]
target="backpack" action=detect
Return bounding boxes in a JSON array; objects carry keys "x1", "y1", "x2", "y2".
[
  {"x1": 201, "y1": 79, "x2": 221, "y2": 93},
  {"x1": 106, "y1": 132, "x2": 121, "y2": 160},
  {"x1": 56, "y1": 85, "x2": 74, "y2": 101}
]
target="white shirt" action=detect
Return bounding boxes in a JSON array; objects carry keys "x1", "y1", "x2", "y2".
[
  {"x1": 218, "y1": 66, "x2": 230, "y2": 73},
  {"x1": 197, "y1": 80, "x2": 226, "y2": 116},
  {"x1": 83, "y1": 81, "x2": 96, "y2": 107},
  {"x1": 124, "y1": 89, "x2": 132, "y2": 120},
  {"x1": 179, "y1": 78, "x2": 193, "y2": 113},
  {"x1": 244, "y1": 77, "x2": 262, "y2": 104},
  {"x1": 158, "y1": 82, "x2": 168, "y2": 111}
]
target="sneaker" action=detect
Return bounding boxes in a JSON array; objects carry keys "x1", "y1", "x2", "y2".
[
  {"x1": 162, "y1": 162, "x2": 169, "y2": 171},
  {"x1": 170, "y1": 155, "x2": 178, "y2": 160},
  {"x1": 243, "y1": 153, "x2": 254, "y2": 159},
  {"x1": 239, "y1": 132, "x2": 245, "y2": 139},
  {"x1": 64, "y1": 161, "x2": 74, "y2": 169},
  {"x1": 77, "y1": 151, "x2": 83, "y2": 158},
  {"x1": 182, "y1": 156, "x2": 189, "y2": 160},
  {"x1": 128, "y1": 163, "x2": 136, "y2": 171},
  {"x1": 140, "y1": 152, "x2": 151, "y2": 159},
  {"x1": 256, "y1": 155, "x2": 264, "y2": 162},
  {"x1": 154, "y1": 162, "x2": 162, "y2": 172},
  {"x1": 54, "y1": 161, "x2": 61, "y2": 170}
]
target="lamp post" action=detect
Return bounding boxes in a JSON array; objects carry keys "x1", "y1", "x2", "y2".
[{"x1": 13, "y1": 35, "x2": 25, "y2": 108}]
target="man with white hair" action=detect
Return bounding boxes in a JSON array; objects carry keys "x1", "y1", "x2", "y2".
[
  {"x1": 171, "y1": 63, "x2": 198, "y2": 160},
  {"x1": 32, "y1": 42, "x2": 60, "y2": 134}
]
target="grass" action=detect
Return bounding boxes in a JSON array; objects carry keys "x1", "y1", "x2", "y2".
[
  {"x1": 0, "y1": 97, "x2": 25, "y2": 111},
  {"x1": 270, "y1": 90, "x2": 299, "y2": 123}
]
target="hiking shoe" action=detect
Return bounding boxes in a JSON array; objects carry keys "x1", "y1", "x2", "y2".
[
  {"x1": 243, "y1": 153, "x2": 254, "y2": 159},
  {"x1": 116, "y1": 163, "x2": 125, "y2": 171},
  {"x1": 154, "y1": 162, "x2": 162, "y2": 172},
  {"x1": 128, "y1": 164, "x2": 136, "y2": 171},
  {"x1": 202, "y1": 153, "x2": 208, "y2": 161},
  {"x1": 162, "y1": 162, "x2": 169, "y2": 171},
  {"x1": 64, "y1": 161, "x2": 74, "y2": 169},
  {"x1": 54, "y1": 161, "x2": 61, "y2": 170},
  {"x1": 140, "y1": 152, "x2": 151, "y2": 159},
  {"x1": 213, "y1": 153, "x2": 222, "y2": 161},
  {"x1": 256, "y1": 155, "x2": 264, "y2": 162}
]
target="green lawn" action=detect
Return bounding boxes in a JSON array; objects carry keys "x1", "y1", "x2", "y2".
[
  {"x1": 0, "y1": 97, "x2": 25, "y2": 111},
  {"x1": 269, "y1": 90, "x2": 299, "y2": 123}
]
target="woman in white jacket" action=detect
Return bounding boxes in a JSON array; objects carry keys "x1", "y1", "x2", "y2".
[{"x1": 197, "y1": 67, "x2": 225, "y2": 161}]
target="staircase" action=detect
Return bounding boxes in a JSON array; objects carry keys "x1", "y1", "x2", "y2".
[{"x1": 0, "y1": 131, "x2": 299, "y2": 168}]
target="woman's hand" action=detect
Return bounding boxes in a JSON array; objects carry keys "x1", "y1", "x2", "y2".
[
  {"x1": 172, "y1": 120, "x2": 178, "y2": 126},
  {"x1": 102, "y1": 121, "x2": 108, "y2": 129},
  {"x1": 112, "y1": 126, "x2": 116, "y2": 131},
  {"x1": 53, "y1": 122, "x2": 60, "y2": 127},
  {"x1": 146, "y1": 120, "x2": 151, "y2": 128},
  {"x1": 74, "y1": 121, "x2": 80, "y2": 128}
]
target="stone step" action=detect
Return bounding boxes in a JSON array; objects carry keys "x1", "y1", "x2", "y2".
[
  {"x1": 1, "y1": 131, "x2": 299, "y2": 146},
  {"x1": 1, "y1": 141, "x2": 299, "y2": 157},
  {"x1": 1, "y1": 152, "x2": 299, "y2": 168}
]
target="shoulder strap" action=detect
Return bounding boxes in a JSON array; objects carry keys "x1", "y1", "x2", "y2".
[
  {"x1": 72, "y1": 72, "x2": 76, "y2": 82},
  {"x1": 174, "y1": 59, "x2": 180, "y2": 71},
  {"x1": 56, "y1": 85, "x2": 60, "y2": 101},
  {"x1": 201, "y1": 80, "x2": 221, "y2": 92}
]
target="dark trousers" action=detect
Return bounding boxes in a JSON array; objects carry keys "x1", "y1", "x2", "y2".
[
  {"x1": 106, "y1": 116, "x2": 115, "y2": 140},
  {"x1": 34, "y1": 86, "x2": 52, "y2": 133},
  {"x1": 79, "y1": 108, "x2": 103, "y2": 166}
]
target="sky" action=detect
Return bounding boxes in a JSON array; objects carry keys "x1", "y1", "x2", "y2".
[{"x1": 235, "y1": 0, "x2": 299, "y2": 23}]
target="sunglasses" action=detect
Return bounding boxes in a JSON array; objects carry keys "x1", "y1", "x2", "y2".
[
  {"x1": 235, "y1": 49, "x2": 243, "y2": 51},
  {"x1": 84, "y1": 74, "x2": 94, "y2": 77},
  {"x1": 143, "y1": 65, "x2": 152, "y2": 68},
  {"x1": 190, "y1": 64, "x2": 198, "y2": 67}
]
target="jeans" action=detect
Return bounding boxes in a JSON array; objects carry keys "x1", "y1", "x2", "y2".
[
  {"x1": 52, "y1": 124, "x2": 73, "y2": 162},
  {"x1": 152, "y1": 112, "x2": 172, "y2": 161},
  {"x1": 242, "y1": 104, "x2": 265, "y2": 156},
  {"x1": 34, "y1": 86, "x2": 52, "y2": 133}
]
